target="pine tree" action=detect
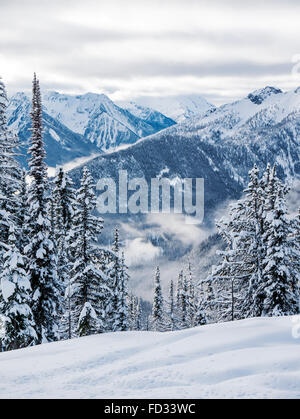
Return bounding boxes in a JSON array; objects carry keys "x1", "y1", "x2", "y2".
[
  {"x1": 175, "y1": 270, "x2": 183, "y2": 325},
  {"x1": 194, "y1": 296, "x2": 207, "y2": 326},
  {"x1": 210, "y1": 164, "x2": 300, "y2": 321},
  {"x1": 180, "y1": 274, "x2": 189, "y2": 328},
  {"x1": 167, "y1": 280, "x2": 176, "y2": 331},
  {"x1": 136, "y1": 297, "x2": 142, "y2": 331},
  {"x1": 211, "y1": 165, "x2": 265, "y2": 321},
  {"x1": 18, "y1": 169, "x2": 30, "y2": 251},
  {"x1": 25, "y1": 74, "x2": 61, "y2": 343},
  {"x1": 0, "y1": 225, "x2": 37, "y2": 351},
  {"x1": 118, "y1": 252, "x2": 129, "y2": 331},
  {"x1": 187, "y1": 262, "x2": 196, "y2": 327},
  {"x1": 53, "y1": 168, "x2": 77, "y2": 339},
  {"x1": 108, "y1": 229, "x2": 129, "y2": 332},
  {"x1": 128, "y1": 293, "x2": 137, "y2": 331},
  {"x1": 70, "y1": 166, "x2": 107, "y2": 337},
  {"x1": 0, "y1": 78, "x2": 22, "y2": 260},
  {"x1": 259, "y1": 169, "x2": 300, "y2": 316},
  {"x1": 151, "y1": 266, "x2": 165, "y2": 331}
]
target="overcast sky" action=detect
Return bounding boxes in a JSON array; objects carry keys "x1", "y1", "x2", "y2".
[{"x1": 1, "y1": 0, "x2": 300, "y2": 104}]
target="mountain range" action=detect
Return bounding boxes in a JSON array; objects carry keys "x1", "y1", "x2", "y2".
[
  {"x1": 118, "y1": 94, "x2": 214, "y2": 123},
  {"x1": 7, "y1": 91, "x2": 177, "y2": 167},
  {"x1": 7, "y1": 85, "x2": 300, "y2": 295},
  {"x1": 69, "y1": 86, "x2": 300, "y2": 220}
]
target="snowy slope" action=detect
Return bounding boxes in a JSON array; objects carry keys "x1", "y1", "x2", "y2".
[
  {"x1": 42, "y1": 91, "x2": 175, "y2": 149},
  {"x1": 7, "y1": 92, "x2": 175, "y2": 162},
  {"x1": 0, "y1": 316, "x2": 299, "y2": 399},
  {"x1": 7, "y1": 93, "x2": 99, "y2": 168},
  {"x1": 168, "y1": 86, "x2": 300, "y2": 141},
  {"x1": 131, "y1": 94, "x2": 215, "y2": 122}
]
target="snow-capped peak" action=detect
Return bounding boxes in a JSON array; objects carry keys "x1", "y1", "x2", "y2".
[
  {"x1": 247, "y1": 86, "x2": 283, "y2": 105},
  {"x1": 131, "y1": 94, "x2": 215, "y2": 123}
]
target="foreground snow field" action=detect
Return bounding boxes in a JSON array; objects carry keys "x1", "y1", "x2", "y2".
[{"x1": 1, "y1": 316, "x2": 300, "y2": 399}]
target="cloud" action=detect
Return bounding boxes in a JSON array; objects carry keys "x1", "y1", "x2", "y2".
[
  {"x1": 1, "y1": 0, "x2": 300, "y2": 103},
  {"x1": 124, "y1": 238, "x2": 162, "y2": 267},
  {"x1": 146, "y1": 213, "x2": 210, "y2": 246}
]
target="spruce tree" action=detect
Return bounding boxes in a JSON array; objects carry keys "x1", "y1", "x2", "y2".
[
  {"x1": 175, "y1": 270, "x2": 183, "y2": 326},
  {"x1": 128, "y1": 293, "x2": 137, "y2": 331},
  {"x1": 180, "y1": 274, "x2": 189, "y2": 328},
  {"x1": 167, "y1": 280, "x2": 176, "y2": 331},
  {"x1": 194, "y1": 296, "x2": 207, "y2": 326},
  {"x1": 187, "y1": 262, "x2": 196, "y2": 327},
  {"x1": 70, "y1": 166, "x2": 106, "y2": 337},
  {"x1": 108, "y1": 229, "x2": 129, "y2": 332},
  {"x1": 211, "y1": 165, "x2": 265, "y2": 321},
  {"x1": 259, "y1": 169, "x2": 300, "y2": 316},
  {"x1": 151, "y1": 266, "x2": 165, "y2": 331},
  {"x1": 0, "y1": 225, "x2": 37, "y2": 351},
  {"x1": 53, "y1": 168, "x2": 77, "y2": 339},
  {"x1": 136, "y1": 297, "x2": 142, "y2": 331},
  {"x1": 0, "y1": 78, "x2": 22, "y2": 259},
  {"x1": 25, "y1": 74, "x2": 61, "y2": 343}
]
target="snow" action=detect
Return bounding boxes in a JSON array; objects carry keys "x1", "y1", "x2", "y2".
[
  {"x1": 49, "y1": 128, "x2": 60, "y2": 143},
  {"x1": 79, "y1": 302, "x2": 98, "y2": 322},
  {"x1": 132, "y1": 94, "x2": 215, "y2": 122},
  {"x1": 0, "y1": 316, "x2": 299, "y2": 399},
  {"x1": 1, "y1": 278, "x2": 15, "y2": 302}
]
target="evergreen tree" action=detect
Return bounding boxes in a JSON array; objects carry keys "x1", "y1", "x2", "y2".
[
  {"x1": 18, "y1": 169, "x2": 30, "y2": 251},
  {"x1": 118, "y1": 252, "x2": 129, "y2": 330},
  {"x1": 180, "y1": 274, "x2": 189, "y2": 328},
  {"x1": 108, "y1": 229, "x2": 129, "y2": 332},
  {"x1": 259, "y1": 169, "x2": 300, "y2": 316},
  {"x1": 211, "y1": 165, "x2": 264, "y2": 321},
  {"x1": 128, "y1": 293, "x2": 137, "y2": 331},
  {"x1": 0, "y1": 225, "x2": 37, "y2": 351},
  {"x1": 151, "y1": 266, "x2": 165, "y2": 331},
  {"x1": 194, "y1": 296, "x2": 207, "y2": 326},
  {"x1": 0, "y1": 78, "x2": 22, "y2": 259},
  {"x1": 175, "y1": 270, "x2": 183, "y2": 325},
  {"x1": 25, "y1": 74, "x2": 61, "y2": 343},
  {"x1": 210, "y1": 164, "x2": 299, "y2": 321},
  {"x1": 167, "y1": 280, "x2": 176, "y2": 331},
  {"x1": 70, "y1": 166, "x2": 106, "y2": 337},
  {"x1": 136, "y1": 297, "x2": 142, "y2": 331},
  {"x1": 53, "y1": 168, "x2": 77, "y2": 339},
  {"x1": 187, "y1": 262, "x2": 196, "y2": 327}
]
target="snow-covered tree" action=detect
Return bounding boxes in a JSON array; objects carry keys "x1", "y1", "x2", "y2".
[
  {"x1": 210, "y1": 164, "x2": 299, "y2": 321},
  {"x1": 18, "y1": 169, "x2": 30, "y2": 251},
  {"x1": 77, "y1": 302, "x2": 99, "y2": 337},
  {"x1": 167, "y1": 280, "x2": 176, "y2": 331},
  {"x1": 187, "y1": 262, "x2": 196, "y2": 327},
  {"x1": 136, "y1": 297, "x2": 142, "y2": 331},
  {"x1": 70, "y1": 166, "x2": 107, "y2": 337},
  {"x1": 0, "y1": 78, "x2": 22, "y2": 259},
  {"x1": 52, "y1": 168, "x2": 77, "y2": 339},
  {"x1": 108, "y1": 230, "x2": 129, "y2": 332},
  {"x1": 151, "y1": 266, "x2": 165, "y2": 331},
  {"x1": 117, "y1": 252, "x2": 129, "y2": 331},
  {"x1": 128, "y1": 293, "x2": 138, "y2": 331},
  {"x1": 259, "y1": 169, "x2": 300, "y2": 316},
  {"x1": 194, "y1": 296, "x2": 207, "y2": 326},
  {"x1": 25, "y1": 74, "x2": 61, "y2": 343},
  {"x1": 180, "y1": 274, "x2": 189, "y2": 328},
  {"x1": 0, "y1": 225, "x2": 37, "y2": 351},
  {"x1": 210, "y1": 165, "x2": 265, "y2": 321}
]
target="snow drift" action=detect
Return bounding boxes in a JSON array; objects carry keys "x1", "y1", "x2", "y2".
[{"x1": 0, "y1": 316, "x2": 300, "y2": 399}]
